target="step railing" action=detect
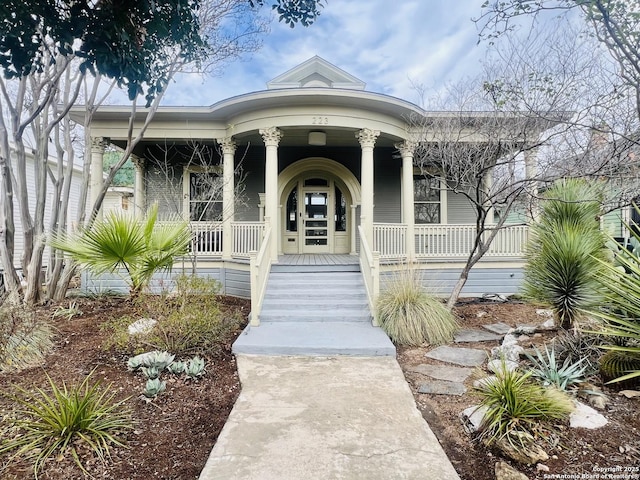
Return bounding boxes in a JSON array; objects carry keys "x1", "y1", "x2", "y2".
[
  {"x1": 358, "y1": 225, "x2": 380, "y2": 326},
  {"x1": 249, "y1": 225, "x2": 272, "y2": 326}
]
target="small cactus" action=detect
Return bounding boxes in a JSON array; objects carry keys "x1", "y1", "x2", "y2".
[
  {"x1": 143, "y1": 378, "x2": 166, "y2": 398},
  {"x1": 185, "y1": 356, "x2": 206, "y2": 380}
]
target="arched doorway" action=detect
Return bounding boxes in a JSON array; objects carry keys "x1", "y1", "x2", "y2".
[{"x1": 278, "y1": 158, "x2": 361, "y2": 255}]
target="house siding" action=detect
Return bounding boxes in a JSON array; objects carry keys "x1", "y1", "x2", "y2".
[{"x1": 381, "y1": 267, "x2": 524, "y2": 297}]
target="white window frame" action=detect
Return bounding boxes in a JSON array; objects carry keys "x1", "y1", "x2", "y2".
[
  {"x1": 182, "y1": 165, "x2": 224, "y2": 222},
  {"x1": 412, "y1": 167, "x2": 447, "y2": 224}
]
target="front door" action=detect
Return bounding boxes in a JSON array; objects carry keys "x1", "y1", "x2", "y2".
[{"x1": 302, "y1": 188, "x2": 330, "y2": 253}]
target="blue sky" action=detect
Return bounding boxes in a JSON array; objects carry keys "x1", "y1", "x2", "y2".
[{"x1": 158, "y1": 0, "x2": 488, "y2": 107}]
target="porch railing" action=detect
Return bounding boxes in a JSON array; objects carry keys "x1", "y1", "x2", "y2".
[
  {"x1": 188, "y1": 221, "x2": 265, "y2": 257},
  {"x1": 373, "y1": 223, "x2": 406, "y2": 259},
  {"x1": 249, "y1": 226, "x2": 272, "y2": 326},
  {"x1": 372, "y1": 223, "x2": 529, "y2": 259},
  {"x1": 358, "y1": 225, "x2": 380, "y2": 326},
  {"x1": 232, "y1": 222, "x2": 265, "y2": 257}
]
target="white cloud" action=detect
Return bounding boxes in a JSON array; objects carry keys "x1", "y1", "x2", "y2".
[{"x1": 156, "y1": 0, "x2": 489, "y2": 107}]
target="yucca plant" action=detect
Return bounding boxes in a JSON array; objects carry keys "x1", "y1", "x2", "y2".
[
  {"x1": 525, "y1": 344, "x2": 588, "y2": 390},
  {"x1": 476, "y1": 362, "x2": 574, "y2": 447},
  {"x1": 376, "y1": 268, "x2": 458, "y2": 346},
  {"x1": 523, "y1": 179, "x2": 606, "y2": 327},
  {"x1": 0, "y1": 371, "x2": 133, "y2": 478},
  {"x1": 50, "y1": 204, "x2": 191, "y2": 295}
]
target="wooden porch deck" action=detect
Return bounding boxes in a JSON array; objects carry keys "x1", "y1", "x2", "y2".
[{"x1": 277, "y1": 254, "x2": 359, "y2": 266}]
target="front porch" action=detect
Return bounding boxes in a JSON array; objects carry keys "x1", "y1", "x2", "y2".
[{"x1": 189, "y1": 221, "x2": 530, "y2": 261}]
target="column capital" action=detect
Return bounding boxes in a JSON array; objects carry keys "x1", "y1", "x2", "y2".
[
  {"x1": 259, "y1": 127, "x2": 282, "y2": 147},
  {"x1": 218, "y1": 137, "x2": 237, "y2": 155},
  {"x1": 130, "y1": 154, "x2": 144, "y2": 169},
  {"x1": 395, "y1": 141, "x2": 416, "y2": 158},
  {"x1": 90, "y1": 136, "x2": 109, "y2": 153},
  {"x1": 356, "y1": 128, "x2": 380, "y2": 148}
]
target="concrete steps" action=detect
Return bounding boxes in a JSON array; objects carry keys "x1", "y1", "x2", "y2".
[{"x1": 232, "y1": 262, "x2": 395, "y2": 356}]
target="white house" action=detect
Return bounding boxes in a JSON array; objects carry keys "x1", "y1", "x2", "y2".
[{"x1": 75, "y1": 56, "x2": 557, "y2": 324}]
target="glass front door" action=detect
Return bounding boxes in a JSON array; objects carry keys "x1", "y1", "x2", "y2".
[{"x1": 303, "y1": 190, "x2": 329, "y2": 253}]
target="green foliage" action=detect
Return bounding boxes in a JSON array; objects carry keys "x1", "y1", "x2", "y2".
[
  {"x1": 143, "y1": 378, "x2": 167, "y2": 398},
  {"x1": 599, "y1": 350, "x2": 640, "y2": 387},
  {"x1": 0, "y1": 300, "x2": 53, "y2": 372},
  {"x1": 523, "y1": 178, "x2": 606, "y2": 327},
  {"x1": 586, "y1": 207, "x2": 640, "y2": 384},
  {"x1": 525, "y1": 344, "x2": 587, "y2": 390},
  {"x1": 249, "y1": 0, "x2": 324, "y2": 27},
  {"x1": 104, "y1": 152, "x2": 134, "y2": 187},
  {"x1": 185, "y1": 356, "x2": 206, "y2": 380},
  {"x1": 51, "y1": 301, "x2": 83, "y2": 321},
  {"x1": 167, "y1": 361, "x2": 185, "y2": 375},
  {"x1": 552, "y1": 329, "x2": 603, "y2": 376},
  {"x1": 51, "y1": 204, "x2": 191, "y2": 295},
  {"x1": 103, "y1": 275, "x2": 243, "y2": 357},
  {"x1": 0, "y1": 371, "x2": 133, "y2": 478},
  {"x1": 476, "y1": 363, "x2": 574, "y2": 447},
  {"x1": 376, "y1": 269, "x2": 458, "y2": 346}
]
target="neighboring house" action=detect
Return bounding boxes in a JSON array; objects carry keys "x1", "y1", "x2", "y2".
[
  {"x1": 73, "y1": 56, "x2": 557, "y2": 316},
  {"x1": 3, "y1": 144, "x2": 85, "y2": 274}
]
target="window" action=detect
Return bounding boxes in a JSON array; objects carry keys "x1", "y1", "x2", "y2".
[
  {"x1": 286, "y1": 188, "x2": 297, "y2": 231},
  {"x1": 414, "y1": 175, "x2": 442, "y2": 224},
  {"x1": 187, "y1": 168, "x2": 223, "y2": 221}
]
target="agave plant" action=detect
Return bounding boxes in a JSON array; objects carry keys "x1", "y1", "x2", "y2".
[
  {"x1": 141, "y1": 366, "x2": 162, "y2": 379},
  {"x1": 185, "y1": 356, "x2": 206, "y2": 379},
  {"x1": 143, "y1": 378, "x2": 166, "y2": 398},
  {"x1": 50, "y1": 204, "x2": 191, "y2": 295},
  {"x1": 128, "y1": 350, "x2": 175, "y2": 371},
  {"x1": 525, "y1": 344, "x2": 587, "y2": 390},
  {"x1": 167, "y1": 361, "x2": 185, "y2": 375}
]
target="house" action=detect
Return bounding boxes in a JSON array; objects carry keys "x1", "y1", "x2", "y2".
[{"x1": 75, "y1": 56, "x2": 557, "y2": 322}]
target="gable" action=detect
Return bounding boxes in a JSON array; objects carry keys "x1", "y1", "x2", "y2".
[{"x1": 267, "y1": 55, "x2": 366, "y2": 90}]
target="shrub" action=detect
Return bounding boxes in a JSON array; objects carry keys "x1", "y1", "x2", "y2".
[
  {"x1": 476, "y1": 363, "x2": 574, "y2": 447},
  {"x1": 0, "y1": 371, "x2": 133, "y2": 477},
  {"x1": 0, "y1": 299, "x2": 53, "y2": 372},
  {"x1": 585, "y1": 208, "x2": 640, "y2": 385},
  {"x1": 376, "y1": 269, "x2": 458, "y2": 346},
  {"x1": 552, "y1": 329, "x2": 603, "y2": 376},
  {"x1": 103, "y1": 275, "x2": 243, "y2": 356},
  {"x1": 525, "y1": 344, "x2": 587, "y2": 390},
  {"x1": 523, "y1": 178, "x2": 606, "y2": 327}
]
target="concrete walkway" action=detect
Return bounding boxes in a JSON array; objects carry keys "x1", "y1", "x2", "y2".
[{"x1": 199, "y1": 355, "x2": 460, "y2": 480}]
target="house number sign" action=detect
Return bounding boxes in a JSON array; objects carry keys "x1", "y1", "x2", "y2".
[{"x1": 311, "y1": 116, "x2": 329, "y2": 125}]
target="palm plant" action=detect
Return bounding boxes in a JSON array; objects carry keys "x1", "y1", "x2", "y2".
[
  {"x1": 51, "y1": 204, "x2": 191, "y2": 295},
  {"x1": 523, "y1": 179, "x2": 607, "y2": 327}
]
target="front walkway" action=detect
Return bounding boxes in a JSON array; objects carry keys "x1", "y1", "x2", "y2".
[{"x1": 199, "y1": 355, "x2": 460, "y2": 480}]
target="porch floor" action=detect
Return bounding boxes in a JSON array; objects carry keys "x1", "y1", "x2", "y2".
[{"x1": 277, "y1": 254, "x2": 359, "y2": 265}]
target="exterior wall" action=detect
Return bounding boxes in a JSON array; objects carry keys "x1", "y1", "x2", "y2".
[
  {"x1": 381, "y1": 265, "x2": 524, "y2": 297},
  {"x1": 602, "y1": 208, "x2": 624, "y2": 238},
  {"x1": 446, "y1": 189, "x2": 476, "y2": 224},
  {"x1": 145, "y1": 162, "x2": 183, "y2": 217},
  {"x1": 374, "y1": 149, "x2": 401, "y2": 223},
  {"x1": 81, "y1": 262, "x2": 251, "y2": 298}
]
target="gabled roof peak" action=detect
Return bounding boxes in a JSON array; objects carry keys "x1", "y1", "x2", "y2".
[{"x1": 267, "y1": 55, "x2": 366, "y2": 90}]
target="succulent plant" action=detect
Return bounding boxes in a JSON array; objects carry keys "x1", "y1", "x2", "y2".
[
  {"x1": 167, "y1": 361, "x2": 185, "y2": 375},
  {"x1": 143, "y1": 378, "x2": 166, "y2": 398},
  {"x1": 128, "y1": 350, "x2": 175, "y2": 371},
  {"x1": 185, "y1": 356, "x2": 206, "y2": 379},
  {"x1": 141, "y1": 366, "x2": 161, "y2": 379}
]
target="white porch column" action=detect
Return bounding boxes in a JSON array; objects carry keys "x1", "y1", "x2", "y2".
[
  {"x1": 219, "y1": 137, "x2": 236, "y2": 260},
  {"x1": 356, "y1": 128, "x2": 380, "y2": 248},
  {"x1": 483, "y1": 169, "x2": 495, "y2": 225},
  {"x1": 524, "y1": 148, "x2": 538, "y2": 221},
  {"x1": 259, "y1": 127, "x2": 282, "y2": 260},
  {"x1": 89, "y1": 137, "x2": 108, "y2": 222},
  {"x1": 397, "y1": 141, "x2": 416, "y2": 261},
  {"x1": 350, "y1": 204, "x2": 357, "y2": 255},
  {"x1": 131, "y1": 155, "x2": 145, "y2": 217}
]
